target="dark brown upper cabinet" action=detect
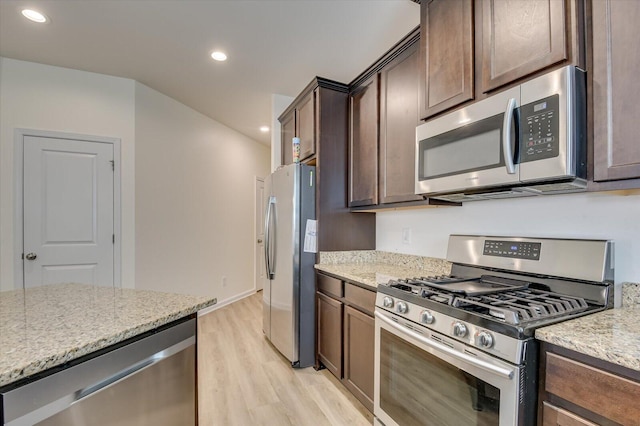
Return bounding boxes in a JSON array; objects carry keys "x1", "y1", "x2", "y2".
[
  {"x1": 478, "y1": 0, "x2": 568, "y2": 93},
  {"x1": 380, "y1": 40, "x2": 424, "y2": 204},
  {"x1": 348, "y1": 29, "x2": 458, "y2": 210},
  {"x1": 280, "y1": 90, "x2": 316, "y2": 165},
  {"x1": 278, "y1": 77, "x2": 376, "y2": 251},
  {"x1": 280, "y1": 109, "x2": 295, "y2": 165},
  {"x1": 591, "y1": 0, "x2": 640, "y2": 183},
  {"x1": 419, "y1": 0, "x2": 474, "y2": 120},
  {"x1": 349, "y1": 75, "x2": 379, "y2": 207},
  {"x1": 296, "y1": 89, "x2": 317, "y2": 162}
]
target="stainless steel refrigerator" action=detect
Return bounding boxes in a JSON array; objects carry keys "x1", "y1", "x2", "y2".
[{"x1": 263, "y1": 163, "x2": 316, "y2": 367}]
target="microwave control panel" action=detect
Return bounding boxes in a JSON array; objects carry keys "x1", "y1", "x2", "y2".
[{"x1": 520, "y1": 94, "x2": 560, "y2": 163}]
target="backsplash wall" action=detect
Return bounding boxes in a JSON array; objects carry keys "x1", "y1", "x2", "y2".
[{"x1": 377, "y1": 190, "x2": 640, "y2": 303}]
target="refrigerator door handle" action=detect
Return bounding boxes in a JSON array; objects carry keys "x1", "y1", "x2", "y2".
[{"x1": 264, "y1": 196, "x2": 276, "y2": 279}]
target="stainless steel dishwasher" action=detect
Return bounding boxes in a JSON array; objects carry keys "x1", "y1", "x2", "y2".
[{"x1": 1, "y1": 318, "x2": 196, "y2": 426}]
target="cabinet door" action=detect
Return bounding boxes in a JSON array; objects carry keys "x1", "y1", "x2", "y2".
[
  {"x1": 379, "y1": 41, "x2": 424, "y2": 204},
  {"x1": 480, "y1": 0, "x2": 567, "y2": 92},
  {"x1": 343, "y1": 305, "x2": 374, "y2": 412},
  {"x1": 419, "y1": 0, "x2": 474, "y2": 120},
  {"x1": 349, "y1": 75, "x2": 378, "y2": 207},
  {"x1": 280, "y1": 110, "x2": 295, "y2": 166},
  {"x1": 542, "y1": 402, "x2": 598, "y2": 426},
  {"x1": 592, "y1": 0, "x2": 640, "y2": 181},
  {"x1": 544, "y1": 352, "x2": 640, "y2": 425},
  {"x1": 317, "y1": 292, "x2": 342, "y2": 378},
  {"x1": 296, "y1": 89, "x2": 317, "y2": 161}
]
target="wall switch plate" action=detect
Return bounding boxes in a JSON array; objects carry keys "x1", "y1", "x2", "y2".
[{"x1": 402, "y1": 228, "x2": 411, "y2": 245}]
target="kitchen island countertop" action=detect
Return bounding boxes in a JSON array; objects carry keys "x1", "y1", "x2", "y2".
[{"x1": 0, "y1": 283, "x2": 216, "y2": 387}]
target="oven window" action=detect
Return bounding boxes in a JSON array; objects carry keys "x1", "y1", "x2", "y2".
[{"x1": 380, "y1": 329, "x2": 500, "y2": 426}]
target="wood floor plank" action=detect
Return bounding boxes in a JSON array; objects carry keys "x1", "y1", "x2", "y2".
[{"x1": 197, "y1": 291, "x2": 373, "y2": 425}]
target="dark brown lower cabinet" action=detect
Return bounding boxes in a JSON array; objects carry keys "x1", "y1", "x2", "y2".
[
  {"x1": 316, "y1": 273, "x2": 375, "y2": 413},
  {"x1": 542, "y1": 402, "x2": 597, "y2": 426},
  {"x1": 539, "y1": 343, "x2": 640, "y2": 426},
  {"x1": 316, "y1": 292, "x2": 342, "y2": 378},
  {"x1": 343, "y1": 305, "x2": 374, "y2": 411}
]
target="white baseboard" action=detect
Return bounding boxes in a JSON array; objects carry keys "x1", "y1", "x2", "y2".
[{"x1": 197, "y1": 288, "x2": 258, "y2": 316}]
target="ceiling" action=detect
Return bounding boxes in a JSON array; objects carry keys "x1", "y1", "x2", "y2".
[{"x1": 0, "y1": 0, "x2": 420, "y2": 145}]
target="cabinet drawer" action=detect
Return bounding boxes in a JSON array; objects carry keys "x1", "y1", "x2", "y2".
[
  {"x1": 542, "y1": 402, "x2": 597, "y2": 426},
  {"x1": 545, "y1": 352, "x2": 640, "y2": 425},
  {"x1": 317, "y1": 273, "x2": 343, "y2": 298},
  {"x1": 344, "y1": 283, "x2": 375, "y2": 314}
]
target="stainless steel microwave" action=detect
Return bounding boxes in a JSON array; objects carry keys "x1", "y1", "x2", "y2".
[{"x1": 415, "y1": 66, "x2": 586, "y2": 202}]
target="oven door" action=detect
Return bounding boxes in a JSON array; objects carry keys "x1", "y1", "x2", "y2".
[
  {"x1": 415, "y1": 86, "x2": 521, "y2": 196},
  {"x1": 374, "y1": 309, "x2": 527, "y2": 426}
]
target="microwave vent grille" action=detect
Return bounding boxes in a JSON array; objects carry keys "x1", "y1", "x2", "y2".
[{"x1": 523, "y1": 179, "x2": 587, "y2": 194}]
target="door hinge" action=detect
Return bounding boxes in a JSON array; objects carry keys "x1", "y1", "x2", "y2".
[
  {"x1": 112, "y1": 234, "x2": 115, "y2": 244},
  {"x1": 110, "y1": 160, "x2": 115, "y2": 171}
]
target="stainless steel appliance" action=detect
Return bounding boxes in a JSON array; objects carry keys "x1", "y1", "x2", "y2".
[
  {"x1": 263, "y1": 163, "x2": 316, "y2": 367},
  {"x1": 374, "y1": 235, "x2": 614, "y2": 426},
  {"x1": 415, "y1": 66, "x2": 586, "y2": 202},
  {"x1": 1, "y1": 319, "x2": 196, "y2": 426}
]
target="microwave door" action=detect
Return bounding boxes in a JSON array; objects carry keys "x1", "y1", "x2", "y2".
[
  {"x1": 415, "y1": 87, "x2": 521, "y2": 195},
  {"x1": 518, "y1": 66, "x2": 586, "y2": 183}
]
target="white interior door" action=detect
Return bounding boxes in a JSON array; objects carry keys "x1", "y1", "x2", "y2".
[
  {"x1": 255, "y1": 177, "x2": 265, "y2": 291},
  {"x1": 23, "y1": 135, "x2": 114, "y2": 288}
]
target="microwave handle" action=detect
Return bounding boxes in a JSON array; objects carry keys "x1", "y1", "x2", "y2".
[{"x1": 502, "y1": 98, "x2": 518, "y2": 174}]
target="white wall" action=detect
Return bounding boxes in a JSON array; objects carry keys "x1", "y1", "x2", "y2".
[
  {"x1": 0, "y1": 57, "x2": 136, "y2": 291},
  {"x1": 134, "y1": 82, "x2": 270, "y2": 300},
  {"x1": 377, "y1": 190, "x2": 640, "y2": 301}
]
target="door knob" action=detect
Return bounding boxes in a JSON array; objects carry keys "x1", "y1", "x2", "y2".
[
  {"x1": 25, "y1": 252, "x2": 37, "y2": 260},
  {"x1": 257, "y1": 239, "x2": 263, "y2": 243}
]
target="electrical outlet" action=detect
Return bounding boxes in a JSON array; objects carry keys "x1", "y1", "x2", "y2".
[
  {"x1": 402, "y1": 228, "x2": 412, "y2": 245},
  {"x1": 221, "y1": 276, "x2": 227, "y2": 287}
]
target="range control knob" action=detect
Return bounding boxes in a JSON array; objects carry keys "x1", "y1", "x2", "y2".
[
  {"x1": 383, "y1": 296, "x2": 394, "y2": 309},
  {"x1": 420, "y1": 310, "x2": 434, "y2": 324},
  {"x1": 476, "y1": 331, "x2": 494, "y2": 348},
  {"x1": 396, "y1": 301, "x2": 408, "y2": 314},
  {"x1": 452, "y1": 322, "x2": 468, "y2": 338}
]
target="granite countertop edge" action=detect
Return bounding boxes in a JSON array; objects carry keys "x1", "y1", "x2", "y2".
[{"x1": 0, "y1": 285, "x2": 216, "y2": 388}]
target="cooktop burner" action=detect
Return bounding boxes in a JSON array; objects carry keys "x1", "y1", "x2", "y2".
[{"x1": 386, "y1": 275, "x2": 589, "y2": 325}]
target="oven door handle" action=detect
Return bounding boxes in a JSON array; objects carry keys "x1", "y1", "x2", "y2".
[{"x1": 375, "y1": 311, "x2": 515, "y2": 380}]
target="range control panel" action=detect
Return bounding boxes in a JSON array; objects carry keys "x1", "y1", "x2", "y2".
[
  {"x1": 483, "y1": 240, "x2": 541, "y2": 260},
  {"x1": 520, "y1": 94, "x2": 560, "y2": 163}
]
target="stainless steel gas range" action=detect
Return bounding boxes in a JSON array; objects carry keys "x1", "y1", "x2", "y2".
[{"x1": 374, "y1": 235, "x2": 614, "y2": 426}]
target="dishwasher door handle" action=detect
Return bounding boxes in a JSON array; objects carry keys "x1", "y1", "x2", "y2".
[{"x1": 73, "y1": 337, "x2": 194, "y2": 404}]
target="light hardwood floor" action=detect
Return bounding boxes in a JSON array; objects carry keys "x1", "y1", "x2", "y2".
[{"x1": 197, "y1": 290, "x2": 374, "y2": 426}]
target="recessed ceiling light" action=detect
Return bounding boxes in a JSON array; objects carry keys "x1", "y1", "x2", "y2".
[
  {"x1": 21, "y1": 9, "x2": 48, "y2": 23},
  {"x1": 260, "y1": 126, "x2": 270, "y2": 133},
  {"x1": 211, "y1": 51, "x2": 227, "y2": 62}
]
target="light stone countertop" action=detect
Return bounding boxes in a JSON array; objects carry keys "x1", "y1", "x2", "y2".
[
  {"x1": 0, "y1": 283, "x2": 216, "y2": 387},
  {"x1": 314, "y1": 250, "x2": 451, "y2": 289},
  {"x1": 536, "y1": 283, "x2": 640, "y2": 373}
]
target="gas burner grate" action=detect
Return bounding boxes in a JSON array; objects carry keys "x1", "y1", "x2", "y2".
[
  {"x1": 387, "y1": 279, "x2": 458, "y2": 305},
  {"x1": 452, "y1": 289, "x2": 588, "y2": 325}
]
